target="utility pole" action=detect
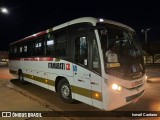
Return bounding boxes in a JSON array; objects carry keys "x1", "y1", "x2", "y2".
[{"x1": 141, "y1": 28, "x2": 151, "y2": 43}]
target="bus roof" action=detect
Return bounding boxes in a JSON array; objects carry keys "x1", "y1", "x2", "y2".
[{"x1": 10, "y1": 17, "x2": 134, "y2": 45}]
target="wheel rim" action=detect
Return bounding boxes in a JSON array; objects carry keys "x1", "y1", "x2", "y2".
[{"x1": 61, "y1": 84, "x2": 70, "y2": 99}]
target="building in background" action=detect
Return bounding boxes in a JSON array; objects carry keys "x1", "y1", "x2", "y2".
[
  {"x1": 0, "y1": 51, "x2": 8, "y2": 62},
  {"x1": 141, "y1": 41, "x2": 160, "y2": 64}
]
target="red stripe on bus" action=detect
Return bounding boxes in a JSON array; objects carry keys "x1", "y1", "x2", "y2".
[
  {"x1": 35, "y1": 31, "x2": 47, "y2": 36},
  {"x1": 10, "y1": 31, "x2": 47, "y2": 45},
  {"x1": 10, "y1": 57, "x2": 54, "y2": 61}
]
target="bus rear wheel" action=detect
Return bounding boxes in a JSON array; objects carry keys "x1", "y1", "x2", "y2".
[{"x1": 58, "y1": 78, "x2": 74, "y2": 103}]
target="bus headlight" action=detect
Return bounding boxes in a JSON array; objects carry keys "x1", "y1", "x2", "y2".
[{"x1": 112, "y1": 84, "x2": 122, "y2": 92}]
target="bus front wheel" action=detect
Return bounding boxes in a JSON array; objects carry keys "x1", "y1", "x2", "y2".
[{"x1": 58, "y1": 78, "x2": 74, "y2": 103}]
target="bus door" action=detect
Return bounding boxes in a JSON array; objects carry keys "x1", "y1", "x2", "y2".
[
  {"x1": 73, "y1": 33, "x2": 92, "y2": 105},
  {"x1": 68, "y1": 23, "x2": 102, "y2": 106},
  {"x1": 90, "y1": 36, "x2": 103, "y2": 109}
]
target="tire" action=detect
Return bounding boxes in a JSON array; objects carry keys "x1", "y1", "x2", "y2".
[
  {"x1": 18, "y1": 70, "x2": 26, "y2": 84},
  {"x1": 58, "y1": 78, "x2": 74, "y2": 103}
]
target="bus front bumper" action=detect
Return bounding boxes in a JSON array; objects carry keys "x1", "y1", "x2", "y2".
[{"x1": 102, "y1": 80, "x2": 146, "y2": 111}]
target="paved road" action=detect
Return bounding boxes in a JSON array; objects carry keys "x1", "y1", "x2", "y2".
[{"x1": 0, "y1": 62, "x2": 160, "y2": 120}]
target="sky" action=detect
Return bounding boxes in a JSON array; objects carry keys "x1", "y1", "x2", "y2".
[{"x1": 0, "y1": 0, "x2": 160, "y2": 51}]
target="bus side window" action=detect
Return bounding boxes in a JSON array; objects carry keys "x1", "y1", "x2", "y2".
[
  {"x1": 27, "y1": 41, "x2": 33, "y2": 57},
  {"x1": 55, "y1": 31, "x2": 67, "y2": 57},
  {"x1": 34, "y1": 39, "x2": 42, "y2": 56},
  {"x1": 46, "y1": 34, "x2": 55, "y2": 56},
  {"x1": 19, "y1": 46, "x2": 23, "y2": 57},
  {"x1": 22, "y1": 44, "x2": 27, "y2": 57},
  {"x1": 75, "y1": 36, "x2": 88, "y2": 66},
  {"x1": 14, "y1": 46, "x2": 17, "y2": 57}
]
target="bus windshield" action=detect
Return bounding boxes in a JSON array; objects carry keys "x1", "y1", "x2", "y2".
[{"x1": 97, "y1": 23, "x2": 145, "y2": 80}]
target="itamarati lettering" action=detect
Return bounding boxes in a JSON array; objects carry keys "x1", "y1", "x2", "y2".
[{"x1": 48, "y1": 63, "x2": 65, "y2": 70}]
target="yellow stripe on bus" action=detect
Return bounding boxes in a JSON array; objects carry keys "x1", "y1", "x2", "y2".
[
  {"x1": 23, "y1": 73, "x2": 55, "y2": 86},
  {"x1": 10, "y1": 70, "x2": 102, "y2": 101},
  {"x1": 71, "y1": 86, "x2": 102, "y2": 101}
]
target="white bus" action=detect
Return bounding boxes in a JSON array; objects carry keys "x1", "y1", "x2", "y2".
[{"x1": 9, "y1": 17, "x2": 146, "y2": 110}]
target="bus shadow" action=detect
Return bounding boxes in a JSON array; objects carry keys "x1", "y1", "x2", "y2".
[
  {"x1": 10, "y1": 79, "x2": 30, "y2": 85},
  {"x1": 10, "y1": 79, "x2": 81, "y2": 105}
]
